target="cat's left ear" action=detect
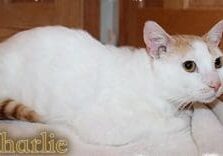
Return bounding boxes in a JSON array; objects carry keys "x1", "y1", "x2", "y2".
[
  {"x1": 143, "y1": 21, "x2": 174, "y2": 59},
  {"x1": 203, "y1": 20, "x2": 223, "y2": 46}
]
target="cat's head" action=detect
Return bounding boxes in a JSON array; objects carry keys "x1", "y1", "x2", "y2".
[{"x1": 143, "y1": 20, "x2": 223, "y2": 104}]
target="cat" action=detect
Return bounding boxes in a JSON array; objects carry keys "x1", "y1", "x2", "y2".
[{"x1": 0, "y1": 20, "x2": 223, "y2": 146}]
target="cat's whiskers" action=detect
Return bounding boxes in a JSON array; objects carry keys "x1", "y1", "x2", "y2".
[
  {"x1": 167, "y1": 95, "x2": 192, "y2": 114},
  {"x1": 168, "y1": 95, "x2": 187, "y2": 106}
]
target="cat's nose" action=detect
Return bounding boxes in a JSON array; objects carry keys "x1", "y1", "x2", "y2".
[
  {"x1": 204, "y1": 71, "x2": 221, "y2": 92},
  {"x1": 208, "y1": 82, "x2": 221, "y2": 92}
]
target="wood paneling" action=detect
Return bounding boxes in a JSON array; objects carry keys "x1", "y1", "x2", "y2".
[
  {"x1": 163, "y1": 0, "x2": 189, "y2": 9},
  {"x1": 54, "y1": 0, "x2": 84, "y2": 28},
  {"x1": 145, "y1": 0, "x2": 163, "y2": 7},
  {"x1": 83, "y1": 0, "x2": 100, "y2": 39},
  {"x1": 139, "y1": 0, "x2": 223, "y2": 9},
  {"x1": 119, "y1": 0, "x2": 223, "y2": 48},
  {"x1": 0, "y1": 0, "x2": 100, "y2": 41},
  {"x1": 189, "y1": 0, "x2": 223, "y2": 9}
]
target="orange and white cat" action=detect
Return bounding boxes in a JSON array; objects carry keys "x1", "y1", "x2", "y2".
[{"x1": 0, "y1": 20, "x2": 223, "y2": 148}]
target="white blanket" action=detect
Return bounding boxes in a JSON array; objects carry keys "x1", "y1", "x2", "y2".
[{"x1": 1, "y1": 100, "x2": 223, "y2": 156}]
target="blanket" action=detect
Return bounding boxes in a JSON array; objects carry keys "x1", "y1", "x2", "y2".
[{"x1": 0, "y1": 100, "x2": 223, "y2": 156}]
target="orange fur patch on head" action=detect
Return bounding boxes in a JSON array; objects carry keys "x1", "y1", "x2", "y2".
[
  {"x1": 170, "y1": 35, "x2": 203, "y2": 55},
  {"x1": 166, "y1": 34, "x2": 221, "y2": 58}
]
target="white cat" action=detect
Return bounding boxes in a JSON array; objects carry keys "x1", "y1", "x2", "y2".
[{"x1": 0, "y1": 20, "x2": 222, "y2": 146}]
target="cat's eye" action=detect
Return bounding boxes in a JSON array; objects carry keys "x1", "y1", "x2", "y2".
[
  {"x1": 215, "y1": 57, "x2": 223, "y2": 69},
  {"x1": 183, "y1": 61, "x2": 196, "y2": 72}
]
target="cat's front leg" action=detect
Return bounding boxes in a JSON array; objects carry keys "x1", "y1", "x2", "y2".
[
  {"x1": 192, "y1": 103, "x2": 223, "y2": 155},
  {"x1": 208, "y1": 98, "x2": 223, "y2": 124}
]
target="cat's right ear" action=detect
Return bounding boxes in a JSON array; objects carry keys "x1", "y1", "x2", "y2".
[{"x1": 143, "y1": 21, "x2": 173, "y2": 59}]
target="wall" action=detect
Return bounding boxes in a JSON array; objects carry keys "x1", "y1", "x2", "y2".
[{"x1": 100, "y1": 0, "x2": 119, "y2": 45}]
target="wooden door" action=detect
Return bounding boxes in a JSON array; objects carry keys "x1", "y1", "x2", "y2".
[
  {"x1": 0, "y1": 0, "x2": 100, "y2": 41},
  {"x1": 119, "y1": 0, "x2": 223, "y2": 48}
]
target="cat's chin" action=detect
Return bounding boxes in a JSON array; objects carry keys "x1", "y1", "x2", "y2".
[{"x1": 198, "y1": 94, "x2": 217, "y2": 103}]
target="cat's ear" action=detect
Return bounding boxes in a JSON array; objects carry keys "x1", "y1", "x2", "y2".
[
  {"x1": 203, "y1": 20, "x2": 223, "y2": 46},
  {"x1": 143, "y1": 21, "x2": 173, "y2": 59}
]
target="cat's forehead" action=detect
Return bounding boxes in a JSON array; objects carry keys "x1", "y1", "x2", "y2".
[{"x1": 170, "y1": 35, "x2": 221, "y2": 58}]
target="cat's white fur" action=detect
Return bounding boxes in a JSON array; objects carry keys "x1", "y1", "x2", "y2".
[{"x1": 0, "y1": 21, "x2": 222, "y2": 146}]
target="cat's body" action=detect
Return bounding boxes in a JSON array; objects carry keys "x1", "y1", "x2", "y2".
[
  {"x1": 0, "y1": 27, "x2": 183, "y2": 145},
  {"x1": 0, "y1": 21, "x2": 223, "y2": 146}
]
